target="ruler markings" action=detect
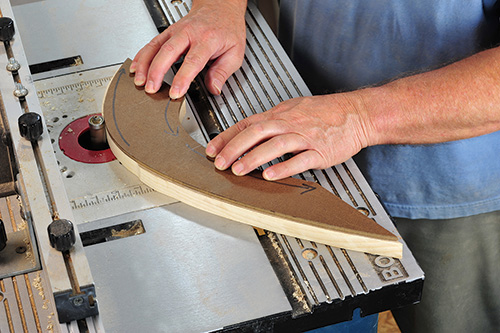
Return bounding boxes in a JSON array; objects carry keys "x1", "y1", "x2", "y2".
[
  {"x1": 37, "y1": 77, "x2": 113, "y2": 99},
  {"x1": 70, "y1": 184, "x2": 156, "y2": 210}
]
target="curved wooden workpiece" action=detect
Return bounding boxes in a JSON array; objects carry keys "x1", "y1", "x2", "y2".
[{"x1": 103, "y1": 59, "x2": 402, "y2": 258}]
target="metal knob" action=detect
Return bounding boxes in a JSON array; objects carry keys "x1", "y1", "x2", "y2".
[
  {"x1": 13, "y1": 83, "x2": 28, "y2": 98},
  {"x1": 48, "y1": 219, "x2": 76, "y2": 252},
  {"x1": 0, "y1": 219, "x2": 7, "y2": 252},
  {"x1": 0, "y1": 17, "x2": 15, "y2": 42},
  {"x1": 6, "y1": 57, "x2": 20, "y2": 72},
  {"x1": 18, "y1": 112, "x2": 43, "y2": 141}
]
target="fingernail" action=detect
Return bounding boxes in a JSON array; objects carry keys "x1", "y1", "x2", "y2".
[
  {"x1": 213, "y1": 79, "x2": 222, "y2": 95},
  {"x1": 129, "y1": 62, "x2": 136, "y2": 73},
  {"x1": 232, "y1": 161, "x2": 243, "y2": 175},
  {"x1": 214, "y1": 155, "x2": 226, "y2": 170},
  {"x1": 206, "y1": 144, "x2": 216, "y2": 157},
  {"x1": 134, "y1": 74, "x2": 146, "y2": 86},
  {"x1": 264, "y1": 169, "x2": 275, "y2": 180},
  {"x1": 145, "y1": 80, "x2": 156, "y2": 94},
  {"x1": 170, "y1": 86, "x2": 181, "y2": 99}
]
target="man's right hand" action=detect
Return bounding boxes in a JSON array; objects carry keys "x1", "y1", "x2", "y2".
[{"x1": 130, "y1": 0, "x2": 247, "y2": 98}]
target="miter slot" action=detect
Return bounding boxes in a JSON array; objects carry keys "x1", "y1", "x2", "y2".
[
  {"x1": 169, "y1": 57, "x2": 224, "y2": 140},
  {"x1": 79, "y1": 219, "x2": 146, "y2": 247},
  {"x1": 183, "y1": 77, "x2": 222, "y2": 140},
  {"x1": 204, "y1": 80, "x2": 232, "y2": 128},
  {"x1": 29, "y1": 55, "x2": 83, "y2": 75}
]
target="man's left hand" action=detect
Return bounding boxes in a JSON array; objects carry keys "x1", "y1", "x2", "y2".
[{"x1": 205, "y1": 94, "x2": 373, "y2": 180}]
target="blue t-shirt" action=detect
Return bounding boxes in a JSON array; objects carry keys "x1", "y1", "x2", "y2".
[{"x1": 279, "y1": 0, "x2": 500, "y2": 219}]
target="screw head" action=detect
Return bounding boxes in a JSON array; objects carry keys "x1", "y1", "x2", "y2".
[
  {"x1": 72, "y1": 296, "x2": 84, "y2": 306},
  {"x1": 13, "y1": 83, "x2": 28, "y2": 98},
  {"x1": 15, "y1": 246, "x2": 26, "y2": 254},
  {"x1": 6, "y1": 58, "x2": 20, "y2": 72}
]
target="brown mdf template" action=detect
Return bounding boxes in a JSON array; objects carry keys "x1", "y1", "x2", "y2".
[{"x1": 102, "y1": 59, "x2": 403, "y2": 258}]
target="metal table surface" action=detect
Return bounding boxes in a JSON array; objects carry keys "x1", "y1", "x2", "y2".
[{"x1": 0, "y1": 0, "x2": 424, "y2": 331}]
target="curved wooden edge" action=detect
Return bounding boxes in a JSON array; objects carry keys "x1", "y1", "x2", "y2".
[
  {"x1": 107, "y1": 136, "x2": 403, "y2": 258},
  {"x1": 102, "y1": 59, "x2": 403, "y2": 259}
]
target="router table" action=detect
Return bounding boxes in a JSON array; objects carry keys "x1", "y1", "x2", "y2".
[{"x1": 0, "y1": 0, "x2": 424, "y2": 331}]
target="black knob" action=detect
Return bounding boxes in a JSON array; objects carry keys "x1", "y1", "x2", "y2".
[
  {"x1": 0, "y1": 17, "x2": 15, "y2": 42},
  {"x1": 18, "y1": 112, "x2": 43, "y2": 141},
  {"x1": 0, "y1": 219, "x2": 7, "y2": 252},
  {"x1": 48, "y1": 219, "x2": 76, "y2": 252}
]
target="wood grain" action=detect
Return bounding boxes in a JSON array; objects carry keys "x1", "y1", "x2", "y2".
[
  {"x1": 102, "y1": 59, "x2": 403, "y2": 258},
  {"x1": 378, "y1": 311, "x2": 401, "y2": 333}
]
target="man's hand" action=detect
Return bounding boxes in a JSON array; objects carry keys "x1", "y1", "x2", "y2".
[
  {"x1": 130, "y1": 0, "x2": 247, "y2": 98},
  {"x1": 206, "y1": 45, "x2": 500, "y2": 181},
  {"x1": 205, "y1": 94, "x2": 374, "y2": 180}
]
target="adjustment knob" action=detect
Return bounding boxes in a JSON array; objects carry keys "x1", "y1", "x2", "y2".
[
  {"x1": 0, "y1": 17, "x2": 15, "y2": 42},
  {"x1": 48, "y1": 219, "x2": 76, "y2": 252},
  {"x1": 18, "y1": 112, "x2": 43, "y2": 141},
  {"x1": 0, "y1": 219, "x2": 7, "y2": 252}
]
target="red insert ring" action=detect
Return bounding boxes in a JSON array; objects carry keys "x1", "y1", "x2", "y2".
[{"x1": 59, "y1": 113, "x2": 116, "y2": 164}]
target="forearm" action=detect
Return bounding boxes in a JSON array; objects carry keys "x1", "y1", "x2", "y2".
[{"x1": 359, "y1": 46, "x2": 500, "y2": 146}]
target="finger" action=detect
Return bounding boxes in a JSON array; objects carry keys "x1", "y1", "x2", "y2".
[
  {"x1": 145, "y1": 35, "x2": 191, "y2": 94},
  {"x1": 205, "y1": 113, "x2": 266, "y2": 157},
  {"x1": 169, "y1": 44, "x2": 217, "y2": 98},
  {"x1": 262, "y1": 150, "x2": 324, "y2": 181},
  {"x1": 131, "y1": 31, "x2": 173, "y2": 86},
  {"x1": 213, "y1": 118, "x2": 288, "y2": 170},
  {"x1": 204, "y1": 46, "x2": 245, "y2": 95},
  {"x1": 231, "y1": 133, "x2": 307, "y2": 176}
]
